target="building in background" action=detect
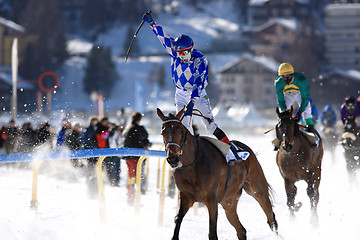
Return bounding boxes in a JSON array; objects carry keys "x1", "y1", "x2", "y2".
[
  {"x1": 218, "y1": 53, "x2": 279, "y2": 110},
  {"x1": 324, "y1": 3, "x2": 360, "y2": 70},
  {"x1": 0, "y1": 17, "x2": 35, "y2": 113},
  {"x1": 316, "y1": 69, "x2": 360, "y2": 105},
  {"x1": 249, "y1": 18, "x2": 300, "y2": 60},
  {"x1": 247, "y1": 0, "x2": 311, "y2": 27}
]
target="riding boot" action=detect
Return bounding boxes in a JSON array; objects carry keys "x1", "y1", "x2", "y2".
[
  {"x1": 272, "y1": 124, "x2": 282, "y2": 151},
  {"x1": 306, "y1": 125, "x2": 317, "y2": 148},
  {"x1": 213, "y1": 127, "x2": 249, "y2": 164}
]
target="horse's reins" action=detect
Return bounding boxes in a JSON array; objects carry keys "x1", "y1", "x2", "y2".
[
  {"x1": 162, "y1": 119, "x2": 197, "y2": 169},
  {"x1": 179, "y1": 108, "x2": 213, "y2": 124}
]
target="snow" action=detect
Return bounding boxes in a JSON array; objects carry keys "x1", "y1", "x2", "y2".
[
  {"x1": 253, "y1": 18, "x2": 300, "y2": 33},
  {"x1": 0, "y1": 16, "x2": 25, "y2": 32},
  {"x1": 1, "y1": 133, "x2": 360, "y2": 240}
]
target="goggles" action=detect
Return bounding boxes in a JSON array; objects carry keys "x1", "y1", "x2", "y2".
[
  {"x1": 176, "y1": 50, "x2": 191, "y2": 57},
  {"x1": 281, "y1": 74, "x2": 293, "y2": 83}
]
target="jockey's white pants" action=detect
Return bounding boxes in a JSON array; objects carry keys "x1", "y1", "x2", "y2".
[
  {"x1": 175, "y1": 89, "x2": 218, "y2": 135},
  {"x1": 284, "y1": 91, "x2": 312, "y2": 119}
]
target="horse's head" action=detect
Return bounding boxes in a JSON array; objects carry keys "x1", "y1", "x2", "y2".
[
  {"x1": 276, "y1": 107, "x2": 299, "y2": 152},
  {"x1": 157, "y1": 107, "x2": 189, "y2": 169}
]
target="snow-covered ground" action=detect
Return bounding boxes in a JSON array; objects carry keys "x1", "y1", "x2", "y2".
[{"x1": 1, "y1": 133, "x2": 359, "y2": 240}]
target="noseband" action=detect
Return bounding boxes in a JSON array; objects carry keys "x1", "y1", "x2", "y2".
[{"x1": 162, "y1": 119, "x2": 188, "y2": 152}]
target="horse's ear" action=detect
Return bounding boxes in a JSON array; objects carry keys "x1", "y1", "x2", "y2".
[
  {"x1": 176, "y1": 106, "x2": 185, "y2": 120},
  {"x1": 276, "y1": 107, "x2": 280, "y2": 116},
  {"x1": 157, "y1": 108, "x2": 166, "y2": 121},
  {"x1": 290, "y1": 105, "x2": 294, "y2": 114}
]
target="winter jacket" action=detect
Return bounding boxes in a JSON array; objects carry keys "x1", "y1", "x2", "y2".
[
  {"x1": 274, "y1": 72, "x2": 310, "y2": 112},
  {"x1": 95, "y1": 124, "x2": 110, "y2": 149},
  {"x1": 340, "y1": 100, "x2": 360, "y2": 124},
  {"x1": 122, "y1": 121, "x2": 149, "y2": 159}
]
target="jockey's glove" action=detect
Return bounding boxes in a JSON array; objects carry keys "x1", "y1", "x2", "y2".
[
  {"x1": 293, "y1": 111, "x2": 302, "y2": 122},
  {"x1": 185, "y1": 101, "x2": 194, "y2": 116},
  {"x1": 142, "y1": 12, "x2": 153, "y2": 23}
]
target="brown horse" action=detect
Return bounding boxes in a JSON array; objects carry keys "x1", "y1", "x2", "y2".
[
  {"x1": 275, "y1": 107, "x2": 323, "y2": 219},
  {"x1": 157, "y1": 108, "x2": 278, "y2": 240}
]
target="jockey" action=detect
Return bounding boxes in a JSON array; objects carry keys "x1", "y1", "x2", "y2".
[
  {"x1": 142, "y1": 12, "x2": 249, "y2": 163},
  {"x1": 340, "y1": 96, "x2": 360, "y2": 126},
  {"x1": 273, "y1": 63, "x2": 316, "y2": 150},
  {"x1": 320, "y1": 105, "x2": 337, "y2": 128}
]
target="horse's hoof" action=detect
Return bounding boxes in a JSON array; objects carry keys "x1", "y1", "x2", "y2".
[{"x1": 293, "y1": 202, "x2": 302, "y2": 212}]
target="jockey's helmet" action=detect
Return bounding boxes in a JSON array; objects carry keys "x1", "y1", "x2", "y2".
[
  {"x1": 173, "y1": 35, "x2": 194, "y2": 63},
  {"x1": 345, "y1": 96, "x2": 356, "y2": 112},
  {"x1": 278, "y1": 63, "x2": 294, "y2": 76}
]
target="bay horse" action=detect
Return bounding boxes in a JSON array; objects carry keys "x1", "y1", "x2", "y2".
[
  {"x1": 341, "y1": 115, "x2": 360, "y2": 176},
  {"x1": 157, "y1": 108, "x2": 278, "y2": 240},
  {"x1": 275, "y1": 107, "x2": 323, "y2": 219}
]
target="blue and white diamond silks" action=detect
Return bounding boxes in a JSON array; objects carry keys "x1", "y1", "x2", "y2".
[{"x1": 149, "y1": 21, "x2": 208, "y2": 101}]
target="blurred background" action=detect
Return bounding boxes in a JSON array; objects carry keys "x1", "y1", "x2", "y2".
[{"x1": 0, "y1": 0, "x2": 359, "y2": 132}]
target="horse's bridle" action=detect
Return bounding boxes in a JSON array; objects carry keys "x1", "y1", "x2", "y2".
[
  {"x1": 279, "y1": 117, "x2": 298, "y2": 148},
  {"x1": 162, "y1": 118, "x2": 198, "y2": 169}
]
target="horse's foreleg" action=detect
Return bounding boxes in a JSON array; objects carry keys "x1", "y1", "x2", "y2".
[
  {"x1": 284, "y1": 179, "x2": 300, "y2": 215},
  {"x1": 206, "y1": 195, "x2": 219, "y2": 240},
  {"x1": 307, "y1": 168, "x2": 321, "y2": 217},
  {"x1": 221, "y1": 190, "x2": 247, "y2": 240},
  {"x1": 172, "y1": 193, "x2": 194, "y2": 240}
]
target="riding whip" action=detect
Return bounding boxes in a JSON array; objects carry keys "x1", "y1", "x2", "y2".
[{"x1": 124, "y1": 11, "x2": 151, "y2": 62}]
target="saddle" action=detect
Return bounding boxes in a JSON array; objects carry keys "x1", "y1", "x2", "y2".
[
  {"x1": 299, "y1": 129, "x2": 319, "y2": 147},
  {"x1": 199, "y1": 136, "x2": 250, "y2": 161}
]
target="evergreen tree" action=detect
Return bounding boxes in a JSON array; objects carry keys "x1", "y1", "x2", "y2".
[
  {"x1": 83, "y1": 46, "x2": 119, "y2": 98},
  {"x1": 52, "y1": 31, "x2": 69, "y2": 67}
]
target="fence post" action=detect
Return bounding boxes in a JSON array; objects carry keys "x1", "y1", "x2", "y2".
[
  {"x1": 96, "y1": 156, "x2": 107, "y2": 222},
  {"x1": 158, "y1": 158, "x2": 167, "y2": 226},
  {"x1": 134, "y1": 156, "x2": 147, "y2": 215},
  {"x1": 30, "y1": 160, "x2": 43, "y2": 211}
]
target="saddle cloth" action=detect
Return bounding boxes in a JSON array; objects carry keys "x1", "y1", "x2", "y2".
[
  {"x1": 200, "y1": 136, "x2": 250, "y2": 161},
  {"x1": 299, "y1": 129, "x2": 319, "y2": 146}
]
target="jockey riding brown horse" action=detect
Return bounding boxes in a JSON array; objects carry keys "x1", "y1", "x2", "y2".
[
  {"x1": 157, "y1": 107, "x2": 278, "y2": 240},
  {"x1": 275, "y1": 107, "x2": 323, "y2": 221}
]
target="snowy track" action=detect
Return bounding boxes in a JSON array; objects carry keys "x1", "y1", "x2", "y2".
[{"x1": 1, "y1": 135, "x2": 359, "y2": 240}]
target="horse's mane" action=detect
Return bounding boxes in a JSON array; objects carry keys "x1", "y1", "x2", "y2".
[
  {"x1": 164, "y1": 113, "x2": 177, "y2": 121},
  {"x1": 278, "y1": 109, "x2": 293, "y2": 120}
]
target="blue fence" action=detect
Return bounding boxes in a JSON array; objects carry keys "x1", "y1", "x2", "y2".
[{"x1": 0, "y1": 148, "x2": 167, "y2": 163}]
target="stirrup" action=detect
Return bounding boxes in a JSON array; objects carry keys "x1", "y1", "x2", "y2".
[{"x1": 229, "y1": 142, "x2": 250, "y2": 162}]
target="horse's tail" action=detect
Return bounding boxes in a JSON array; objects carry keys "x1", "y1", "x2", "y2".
[{"x1": 267, "y1": 183, "x2": 277, "y2": 207}]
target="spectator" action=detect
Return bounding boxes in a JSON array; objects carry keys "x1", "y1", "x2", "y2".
[
  {"x1": 0, "y1": 125, "x2": 4, "y2": 153},
  {"x1": 65, "y1": 123, "x2": 83, "y2": 167},
  {"x1": 56, "y1": 119, "x2": 72, "y2": 148},
  {"x1": 95, "y1": 117, "x2": 110, "y2": 149},
  {"x1": 104, "y1": 124, "x2": 123, "y2": 187},
  {"x1": 37, "y1": 122, "x2": 53, "y2": 149},
  {"x1": 122, "y1": 112, "x2": 150, "y2": 204},
  {"x1": 83, "y1": 117, "x2": 98, "y2": 150},
  {"x1": 17, "y1": 122, "x2": 38, "y2": 153},
  {"x1": 4, "y1": 119, "x2": 19, "y2": 154}
]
